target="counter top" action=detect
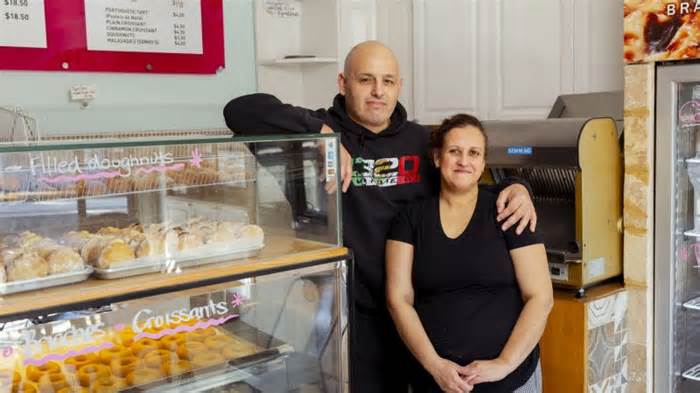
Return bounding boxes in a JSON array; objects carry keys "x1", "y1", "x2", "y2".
[{"x1": 0, "y1": 235, "x2": 349, "y2": 320}]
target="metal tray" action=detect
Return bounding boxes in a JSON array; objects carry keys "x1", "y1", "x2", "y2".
[
  {"x1": 0, "y1": 267, "x2": 94, "y2": 295},
  {"x1": 94, "y1": 243, "x2": 264, "y2": 279}
]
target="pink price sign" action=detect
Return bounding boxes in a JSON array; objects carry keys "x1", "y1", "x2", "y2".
[{"x1": 0, "y1": 0, "x2": 224, "y2": 74}]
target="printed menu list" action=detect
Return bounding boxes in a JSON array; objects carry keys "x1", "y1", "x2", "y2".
[
  {"x1": 84, "y1": 0, "x2": 203, "y2": 54},
  {"x1": 0, "y1": 0, "x2": 46, "y2": 48}
]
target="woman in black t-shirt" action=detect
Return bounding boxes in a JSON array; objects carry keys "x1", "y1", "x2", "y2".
[{"x1": 385, "y1": 114, "x2": 553, "y2": 393}]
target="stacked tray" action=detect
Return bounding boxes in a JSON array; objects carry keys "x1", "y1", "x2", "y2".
[
  {"x1": 95, "y1": 242, "x2": 264, "y2": 279},
  {"x1": 0, "y1": 267, "x2": 93, "y2": 295}
]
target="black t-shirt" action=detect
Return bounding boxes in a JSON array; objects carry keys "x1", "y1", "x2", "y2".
[{"x1": 388, "y1": 190, "x2": 542, "y2": 393}]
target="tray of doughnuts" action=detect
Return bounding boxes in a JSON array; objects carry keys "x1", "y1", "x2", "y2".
[
  {"x1": 0, "y1": 321, "x2": 270, "y2": 393},
  {"x1": 0, "y1": 266, "x2": 94, "y2": 296},
  {"x1": 0, "y1": 232, "x2": 92, "y2": 295},
  {"x1": 80, "y1": 220, "x2": 265, "y2": 280}
]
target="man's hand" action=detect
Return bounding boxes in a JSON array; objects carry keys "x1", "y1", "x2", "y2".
[
  {"x1": 460, "y1": 358, "x2": 513, "y2": 385},
  {"x1": 496, "y1": 183, "x2": 537, "y2": 234},
  {"x1": 321, "y1": 124, "x2": 353, "y2": 194}
]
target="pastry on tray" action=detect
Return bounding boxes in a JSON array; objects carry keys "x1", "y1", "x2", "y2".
[
  {"x1": 6, "y1": 251, "x2": 49, "y2": 282},
  {"x1": 46, "y1": 247, "x2": 84, "y2": 275},
  {"x1": 0, "y1": 231, "x2": 87, "y2": 285},
  {"x1": 96, "y1": 239, "x2": 136, "y2": 270},
  {"x1": 1, "y1": 218, "x2": 264, "y2": 278}
]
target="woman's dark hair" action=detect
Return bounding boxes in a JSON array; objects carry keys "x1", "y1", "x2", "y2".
[{"x1": 430, "y1": 113, "x2": 487, "y2": 156}]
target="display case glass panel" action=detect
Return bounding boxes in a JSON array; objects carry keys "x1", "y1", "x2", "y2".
[
  {"x1": 0, "y1": 134, "x2": 341, "y2": 314},
  {"x1": 0, "y1": 259, "x2": 347, "y2": 392}
]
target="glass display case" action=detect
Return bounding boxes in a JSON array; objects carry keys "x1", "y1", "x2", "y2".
[
  {"x1": 657, "y1": 64, "x2": 700, "y2": 392},
  {"x1": 0, "y1": 134, "x2": 350, "y2": 392}
]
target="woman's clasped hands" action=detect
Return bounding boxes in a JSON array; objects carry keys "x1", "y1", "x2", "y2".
[{"x1": 427, "y1": 356, "x2": 514, "y2": 392}]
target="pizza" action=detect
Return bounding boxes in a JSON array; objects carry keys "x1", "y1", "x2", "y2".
[{"x1": 624, "y1": 0, "x2": 700, "y2": 62}]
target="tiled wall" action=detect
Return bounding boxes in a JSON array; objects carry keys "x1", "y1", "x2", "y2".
[
  {"x1": 587, "y1": 290, "x2": 629, "y2": 393},
  {"x1": 622, "y1": 63, "x2": 656, "y2": 393}
]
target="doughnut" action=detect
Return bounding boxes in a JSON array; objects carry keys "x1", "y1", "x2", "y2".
[
  {"x1": 131, "y1": 338, "x2": 160, "y2": 357},
  {"x1": 76, "y1": 364, "x2": 110, "y2": 387},
  {"x1": 11, "y1": 383, "x2": 37, "y2": 393},
  {"x1": 109, "y1": 357, "x2": 140, "y2": 378},
  {"x1": 184, "y1": 328, "x2": 216, "y2": 342},
  {"x1": 203, "y1": 335, "x2": 235, "y2": 351},
  {"x1": 36, "y1": 372, "x2": 68, "y2": 392},
  {"x1": 160, "y1": 334, "x2": 186, "y2": 351},
  {"x1": 57, "y1": 387, "x2": 89, "y2": 393},
  {"x1": 64, "y1": 354, "x2": 98, "y2": 372},
  {"x1": 125, "y1": 368, "x2": 162, "y2": 386},
  {"x1": 141, "y1": 326, "x2": 162, "y2": 335},
  {"x1": 88, "y1": 375, "x2": 126, "y2": 393},
  {"x1": 143, "y1": 350, "x2": 178, "y2": 369},
  {"x1": 221, "y1": 345, "x2": 257, "y2": 360},
  {"x1": 165, "y1": 360, "x2": 191, "y2": 376},
  {"x1": 26, "y1": 362, "x2": 61, "y2": 382},
  {"x1": 190, "y1": 352, "x2": 225, "y2": 369},
  {"x1": 114, "y1": 331, "x2": 135, "y2": 347},
  {"x1": 176, "y1": 342, "x2": 207, "y2": 360},
  {"x1": 99, "y1": 346, "x2": 132, "y2": 364},
  {"x1": 0, "y1": 370, "x2": 20, "y2": 385}
]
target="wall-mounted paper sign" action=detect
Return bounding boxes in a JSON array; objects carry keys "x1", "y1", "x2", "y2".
[
  {"x1": 263, "y1": 0, "x2": 301, "y2": 18},
  {"x1": 84, "y1": 0, "x2": 203, "y2": 54},
  {"x1": 0, "y1": 0, "x2": 46, "y2": 48}
]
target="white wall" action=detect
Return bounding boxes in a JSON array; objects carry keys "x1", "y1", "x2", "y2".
[{"x1": 0, "y1": 0, "x2": 257, "y2": 136}]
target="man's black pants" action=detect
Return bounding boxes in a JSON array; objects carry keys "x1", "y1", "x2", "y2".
[{"x1": 350, "y1": 309, "x2": 411, "y2": 393}]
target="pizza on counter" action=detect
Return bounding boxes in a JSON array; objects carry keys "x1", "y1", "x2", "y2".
[{"x1": 624, "y1": 0, "x2": 700, "y2": 62}]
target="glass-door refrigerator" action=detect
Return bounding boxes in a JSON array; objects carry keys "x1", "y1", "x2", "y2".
[{"x1": 656, "y1": 63, "x2": 700, "y2": 392}]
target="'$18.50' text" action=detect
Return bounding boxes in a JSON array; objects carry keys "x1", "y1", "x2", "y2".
[{"x1": 4, "y1": 12, "x2": 29, "y2": 20}]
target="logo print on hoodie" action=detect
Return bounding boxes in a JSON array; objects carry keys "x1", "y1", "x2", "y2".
[{"x1": 352, "y1": 155, "x2": 421, "y2": 187}]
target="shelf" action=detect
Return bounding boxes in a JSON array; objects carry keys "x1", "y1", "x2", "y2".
[
  {"x1": 684, "y1": 229, "x2": 700, "y2": 237},
  {"x1": 0, "y1": 237, "x2": 349, "y2": 320},
  {"x1": 683, "y1": 363, "x2": 700, "y2": 381},
  {"x1": 683, "y1": 296, "x2": 700, "y2": 311},
  {"x1": 258, "y1": 57, "x2": 338, "y2": 66}
]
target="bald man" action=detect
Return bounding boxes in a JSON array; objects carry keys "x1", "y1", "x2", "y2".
[{"x1": 224, "y1": 41, "x2": 536, "y2": 392}]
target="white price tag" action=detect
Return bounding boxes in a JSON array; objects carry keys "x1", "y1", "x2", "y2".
[
  {"x1": 84, "y1": 0, "x2": 203, "y2": 54},
  {"x1": 0, "y1": 0, "x2": 46, "y2": 48},
  {"x1": 70, "y1": 85, "x2": 97, "y2": 101}
]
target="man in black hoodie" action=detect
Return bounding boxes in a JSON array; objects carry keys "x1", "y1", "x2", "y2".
[{"x1": 224, "y1": 41, "x2": 536, "y2": 393}]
